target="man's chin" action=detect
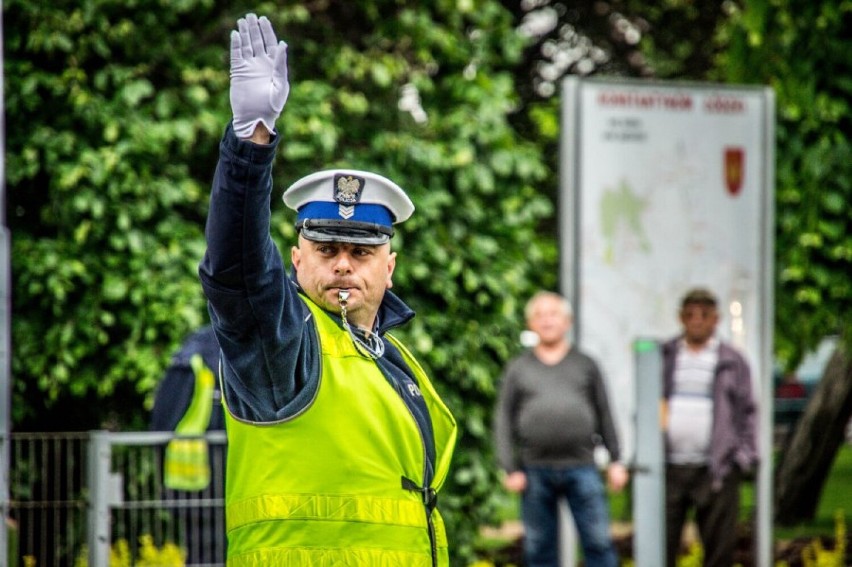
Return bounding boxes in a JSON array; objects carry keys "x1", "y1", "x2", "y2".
[{"x1": 301, "y1": 290, "x2": 339, "y2": 311}]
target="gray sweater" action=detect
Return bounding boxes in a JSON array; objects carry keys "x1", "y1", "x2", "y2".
[{"x1": 493, "y1": 348, "x2": 621, "y2": 472}]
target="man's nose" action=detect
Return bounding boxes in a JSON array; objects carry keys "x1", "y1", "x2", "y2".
[{"x1": 333, "y1": 252, "x2": 354, "y2": 273}]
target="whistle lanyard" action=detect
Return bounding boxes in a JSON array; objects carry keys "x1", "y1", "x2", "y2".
[{"x1": 338, "y1": 289, "x2": 386, "y2": 359}]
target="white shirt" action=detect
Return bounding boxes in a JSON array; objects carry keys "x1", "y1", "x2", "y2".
[{"x1": 666, "y1": 338, "x2": 719, "y2": 464}]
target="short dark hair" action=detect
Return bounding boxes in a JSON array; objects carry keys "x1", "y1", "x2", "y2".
[{"x1": 680, "y1": 287, "x2": 718, "y2": 309}]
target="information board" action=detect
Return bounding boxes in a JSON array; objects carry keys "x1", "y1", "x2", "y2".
[{"x1": 559, "y1": 76, "x2": 775, "y2": 566}]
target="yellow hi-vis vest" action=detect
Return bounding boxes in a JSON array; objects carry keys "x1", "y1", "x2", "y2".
[
  {"x1": 223, "y1": 296, "x2": 458, "y2": 566},
  {"x1": 164, "y1": 353, "x2": 214, "y2": 491}
]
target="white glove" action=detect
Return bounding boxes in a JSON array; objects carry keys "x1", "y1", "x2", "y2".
[{"x1": 229, "y1": 13, "x2": 290, "y2": 138}]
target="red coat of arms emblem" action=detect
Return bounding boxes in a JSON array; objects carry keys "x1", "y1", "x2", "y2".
[{"x1": 724, "y1": 146, "x2": 744, "y2": 196}]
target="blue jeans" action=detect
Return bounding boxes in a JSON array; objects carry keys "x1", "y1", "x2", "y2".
[{"x1": 521, "y1": 465, "x2": 618, "y2": 567}]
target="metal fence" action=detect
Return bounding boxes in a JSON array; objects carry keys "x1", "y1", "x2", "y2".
[{"x1": 7, "y1": 431, "x2": 226, "y2": 567}]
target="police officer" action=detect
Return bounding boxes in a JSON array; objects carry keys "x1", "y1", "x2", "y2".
[{"x1": 199, "y1": 14, "x2": 457, "y2": 566}]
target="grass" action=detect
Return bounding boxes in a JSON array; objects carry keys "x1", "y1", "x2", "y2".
[{"x1": 762, "y1": 443, "x2": 852, "y2": 541}]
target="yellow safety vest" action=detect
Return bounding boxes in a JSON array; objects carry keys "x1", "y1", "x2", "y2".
[{"x1": 224, "y1": 296, "x2": 457, "y2": 566}]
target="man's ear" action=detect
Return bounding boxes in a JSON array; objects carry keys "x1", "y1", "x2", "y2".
[
  {"x1": 291, "y1": 245, "x2": 301, "y2": 269},
  {"x1": 386, "y1": 251, "x2": 397, "y2": 289}
]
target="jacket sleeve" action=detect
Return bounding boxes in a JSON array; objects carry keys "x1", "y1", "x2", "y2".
[
  {"x1": 733, "y1": 352, "x2": 759, "y2": 470},
  {"x1": 150, "y1": 326, "x2": 218, "y2": 431},
  {"x1": 150, "y1": 363, "x2": 195, "y2": 432},
  {"x1": 198, "y1": 123, "x2": 319, "y2": 423}
]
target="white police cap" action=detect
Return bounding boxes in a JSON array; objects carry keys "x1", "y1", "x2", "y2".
[{"x1": 282, "y1": 170, "x2": 414, "y2": 245}]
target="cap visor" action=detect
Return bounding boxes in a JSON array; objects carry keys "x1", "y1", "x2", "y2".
[{"x1": 300, "y1": 227, "x2": 390, "y2": 246}]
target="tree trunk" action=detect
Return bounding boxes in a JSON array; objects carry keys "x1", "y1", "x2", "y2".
[{"x1": 774, "y1": 345, "x2": 852, "y2": 525}]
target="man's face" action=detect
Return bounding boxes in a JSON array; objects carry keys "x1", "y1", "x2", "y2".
[
  {"x1": 526, "y1": 296, "x2": 571, "y2": 347},
  {"x1": 291, "y1": 235, "x2": 396, "y2": 330},
  {"x1": 679, "y1": 303, "x2": 718, "y2": 347}
]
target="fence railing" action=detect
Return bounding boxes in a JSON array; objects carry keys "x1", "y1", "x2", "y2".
[{"x1": 7, "y1": 431, "x2": 226, "y2": 567}]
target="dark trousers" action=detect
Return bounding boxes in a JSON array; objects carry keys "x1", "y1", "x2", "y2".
[
  {"x1": 665, "y1": 464, "x2": 740, "y2": 567},
  {"x1": 522, "y1": 465, "x2": 618, "y2": 567}
]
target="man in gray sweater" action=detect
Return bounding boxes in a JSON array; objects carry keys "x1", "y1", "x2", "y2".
[{"x1": 493, "y1": 291, "x2": 628, "y2": 567}]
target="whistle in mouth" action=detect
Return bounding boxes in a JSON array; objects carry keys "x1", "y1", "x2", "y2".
[{"x1": 338, "y1": 289, "x2": 350, "y2": 303}]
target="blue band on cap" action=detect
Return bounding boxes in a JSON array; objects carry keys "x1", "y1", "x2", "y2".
[{"x1": 297, "y1": 202, "x2": 394, "y2": 227}]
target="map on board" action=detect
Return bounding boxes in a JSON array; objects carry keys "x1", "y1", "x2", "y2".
[{"x1": 600, "y1": 179, "x2": 651, "y2": 264}]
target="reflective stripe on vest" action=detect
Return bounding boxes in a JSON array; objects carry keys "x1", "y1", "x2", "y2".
[{"x1": 223, "y1": 295, "x2": 457, "y2": 566}]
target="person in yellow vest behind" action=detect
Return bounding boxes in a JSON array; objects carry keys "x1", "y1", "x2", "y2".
[
  {"x1": 150, "y1": 324, "x2": 227, "y2": 563},
  {"x1": 198, "y1": 13, "x2": 458, "y2": 566}
]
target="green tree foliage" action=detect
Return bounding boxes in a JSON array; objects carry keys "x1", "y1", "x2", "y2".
[
  {"x1": 620, "y1": 0, "x2": 733, "y2": 79},
  {"x1": 709, "y1": 0, "x2": 851, "y2": 365},
  {"x1": 6, "y1": 1, "x2": 232, "y2": 429},
  {"x1": 6, "y1": 1, "x2": 556, "y2": 562}
]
